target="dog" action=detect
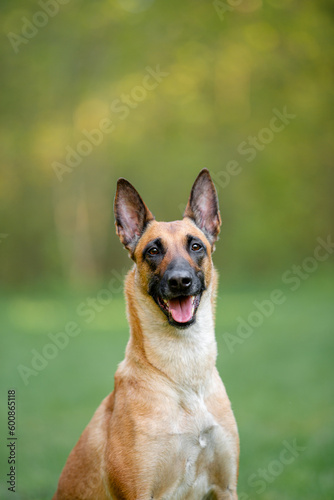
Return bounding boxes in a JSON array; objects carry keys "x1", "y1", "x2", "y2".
[{"x1": 53, "y1": 169, "x2": 239, "y2": 500}]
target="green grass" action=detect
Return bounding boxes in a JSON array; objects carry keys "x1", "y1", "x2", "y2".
[{"x1": 0, "y1": 271, "x2": 333, "y2": 499}]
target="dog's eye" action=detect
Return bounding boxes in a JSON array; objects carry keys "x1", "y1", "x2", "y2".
[
  {"x1": 191, "y1": 243, "x2": 202, "y2": 252},
  {"x1": 148, "y1": 247, "x2": 159, "y2": 256}
]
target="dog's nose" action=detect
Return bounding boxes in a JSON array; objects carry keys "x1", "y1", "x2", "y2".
[{"x1": 168, "y1": 271, "x2": 192, "y2": 294}]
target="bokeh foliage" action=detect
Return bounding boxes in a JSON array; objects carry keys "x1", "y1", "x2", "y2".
[{"x1": 1, "y1": 0, "x2": 333, "y2": 289}]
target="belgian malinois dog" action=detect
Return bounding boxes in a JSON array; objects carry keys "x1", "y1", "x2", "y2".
[{"x1": 53, "y1": 169, "x2": 239, "y2": 500}]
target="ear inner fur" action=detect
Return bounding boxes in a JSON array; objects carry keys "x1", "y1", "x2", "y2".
[
  {"x1": 114, "y1": 178, "x2": 155, "y2": 256},
  {"x1": 183, "y1": 168, "x2": 221, "y2": 246}
]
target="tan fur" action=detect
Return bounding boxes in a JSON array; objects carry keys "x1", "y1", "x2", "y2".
[{"x1": 54, "y1": 184, "x2": 239, "y2": 500}]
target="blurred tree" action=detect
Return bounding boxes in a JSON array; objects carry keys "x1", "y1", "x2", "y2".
[{"x1": 0, "y1": 0, "x2": 333, "y2": 289}]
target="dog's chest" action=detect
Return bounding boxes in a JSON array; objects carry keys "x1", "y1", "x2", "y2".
[{"x1": 153, "y1": 392, "x2": 232, "y2": 499}]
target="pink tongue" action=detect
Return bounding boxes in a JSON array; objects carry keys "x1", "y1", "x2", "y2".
[{"x1": 168, "y1": 296, "x2": 193, "y2": 323}]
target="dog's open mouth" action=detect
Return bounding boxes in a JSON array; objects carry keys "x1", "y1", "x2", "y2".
[{"x1": 156, "y1": 294, "x2": 201, "y2": 327}]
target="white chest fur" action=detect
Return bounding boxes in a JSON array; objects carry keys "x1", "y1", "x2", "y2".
[
  {"x1": 136, "y1": 282, "x2": 218, "y2": 389},
  {"x1": 151, "y1": 388, "x2": 235, "y2": 500}
]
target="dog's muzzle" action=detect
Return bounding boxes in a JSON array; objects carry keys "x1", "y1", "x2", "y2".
[{"x1": 150, "y1": 260, "x2": 205, "y2": 328}]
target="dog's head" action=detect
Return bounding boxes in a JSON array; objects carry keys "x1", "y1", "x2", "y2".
[{"x1": 114, "y1": 169, "x2": 221, "y2": 329}]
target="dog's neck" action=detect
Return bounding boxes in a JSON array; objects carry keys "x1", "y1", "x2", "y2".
[{"x1": 122, "y1": 267, "x2": 218, "y2": 394}]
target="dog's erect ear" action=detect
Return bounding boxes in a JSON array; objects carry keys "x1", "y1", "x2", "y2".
[
  {"x1": 114, "y1": 178, "x2": 155, "y2": 255},
  {"x1": 183, "y1": 169, "x2": 221, "y2": 246}
]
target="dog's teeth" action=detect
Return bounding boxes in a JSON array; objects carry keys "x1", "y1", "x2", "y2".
[{"x1": 161, "y1": 298, "x2": 169, "y2": 309}]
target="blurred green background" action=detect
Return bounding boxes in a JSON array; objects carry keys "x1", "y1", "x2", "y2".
[{"x1": 0, "y1": 0, "x2": 333, "y2": 498}]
